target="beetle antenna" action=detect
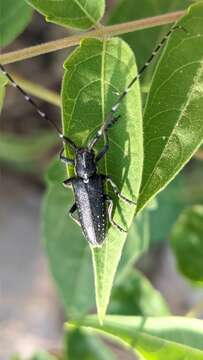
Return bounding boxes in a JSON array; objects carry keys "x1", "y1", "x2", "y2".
[
  {"x1": 0, "y1": 63, "x2": 78, "y2": 150},
  {"x1": 0, "y1": 64, "x2": 63, "y2": 135},
  {"x1": 88, "y1": 23, "x2": 188, "y2": 149}
]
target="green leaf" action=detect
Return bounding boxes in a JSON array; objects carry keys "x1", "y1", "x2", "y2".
[
  {"x1": 65, "y1": 328, "x2": 116, "y2": 360},
  {"x1": 150, "y1": 164, "x2": 203, "y2": 245},
  {"x1": 116, "y1": 210, "x2": 150, "y2": 280},
  {"x1": 171, "y1": 205, "x2": 203, "y2": 285},
  {"x1": 0, "y1": 0, "x2": 33, "y2": 47},
  {"x1": 25, "y1": 0, "x2": 105, "y2": 30},
  {"x1": 0, "y1": 72, "x2": 7, "y2": 113},
  {"x1": 61, "y1": 37, "x2": 143, "y2": 321},
  {"x1": 69, "y1": 315, "x2": 203, "y2": 359},
  {"x1": 150, "y1": 174, "x2": 187, "y2": 245},
  {"x1": 0, "y1": 130, "x2": 57, "y2": 173},
  {"x1": 138, "y1": 2, "x2": 203, "y2": 212},
  {"x1": 43, "y1": 160, "x2": 148, "y2": 318},
  {"x1": 30, "y1": 352, "x2": 57, "y2": 360},
  {"x1": 108, "y1": 0, "x2": 193, "y2": 70},
  {"x1": 109, "y1": 269, "x2": 170, "y2": 316},
  {"x1": 43, "y1": 160, "x2": 96, "y2": 318}
]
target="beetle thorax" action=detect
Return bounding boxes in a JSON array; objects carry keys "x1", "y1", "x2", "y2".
[{"x1": 75, "y1": 148, "x2": 97, "y2": 180}]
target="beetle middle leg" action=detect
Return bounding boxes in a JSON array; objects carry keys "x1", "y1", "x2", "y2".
[
  {"x1": 104, "y1": 175, "x2": 136, "y2": 205},
  {"x1": 105, "y1": 195, "x2": 127, "y2": 233}
]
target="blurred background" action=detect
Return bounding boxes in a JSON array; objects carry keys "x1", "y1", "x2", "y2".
[{"x1": 1, "y1": 0, "x2": 203, "y2": 359}]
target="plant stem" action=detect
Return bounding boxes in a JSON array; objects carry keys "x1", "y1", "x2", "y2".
[
  {"x1": 12, "y1": 74, "x2": 60, "y2": 107},
  {"x1": 0, "y1": 10, "x2": 185, "y2": 65}
]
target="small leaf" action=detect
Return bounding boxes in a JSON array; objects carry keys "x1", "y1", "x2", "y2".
[
  {"x1": 61, "y1": 38, "x2": 143, "y2": 321},
  {"x1": 171, "y1": 205, "x2": 203, "y2": 285},
  {"x1": 65, "y1": 328, "x2": 116, "y2": 360},
  {"x1": 25, "y1": 0, "x2": 105, "y2": 30},
  {"x1": 0, "y1": 0, "x2": 33, "y2": 47},
  {"x1": 43, "y1": 160, "x2": 96, "y2": 318},
  {"x1": 138, "y1": 2, "x2": 203, "y2": 212},
  {"x1": 109, "y1": 269, "x2": 170, "y2": 316},
  {"x1": 69, "y1": 315, "x2": 203, "y2": 359}
]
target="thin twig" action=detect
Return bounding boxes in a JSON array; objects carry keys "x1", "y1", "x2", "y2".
[
  {"x1": 11, "y1": 74, "x2": 60, "y2": 107},
  {"x1": 0, "y1": 11, "x2": 185, "y2": 65}
]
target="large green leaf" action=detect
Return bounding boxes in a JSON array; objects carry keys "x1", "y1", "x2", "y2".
[
  {"x1": 171, "y1": 205, "x2": 203, "y2": 285},
  {"x1": 69, "y1": 315, "x2": 203, "y2": 359},
  {"x1": 108, "y1": 0, "x2": 193, "y2": 71},
  {"x1": 0, "y1": 0, "x2": 33, "y2": 47},
  {"x1": 65, "y1": 328, "x2": 116, "y2": 360},
  {"x1": 43, "y1": 160, "x2": 95, "y2": 318},
  {"x1": 43, "y1": 159, "x2": 150, "y2": 319},
  {"x1": 138, "y1": 2, "x2": 203, "y2": 212},
  {"x1": 25, "y1": 0, "x2": 105, "y2": 30},
  {"x1": 109, "y1": 269, "x2": 170, "y2": 316},
  {"x1": 61, "y1": 37, "x2": 143, "y2": 321}
]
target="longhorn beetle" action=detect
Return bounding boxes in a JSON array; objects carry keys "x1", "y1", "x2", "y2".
[{"x1": 0, "y1": 24, "x2": 186, "y2": 247}]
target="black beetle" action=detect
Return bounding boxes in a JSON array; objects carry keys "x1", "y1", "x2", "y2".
[{"x1": 0, "y1": 23, "x2": 185, "y2": 246}]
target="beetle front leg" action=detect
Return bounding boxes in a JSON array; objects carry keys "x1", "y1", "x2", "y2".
[
  {"x1": 105, "y1": 195, "x2": 127, "y2": 233},
  {"x1": 60, "y1": 148, "x2": 74, "y2": 165},
  {"x1": 69, "y1": 203, "x2": 81, "y2": 227},
  {"x1": 104, "y1": 176, "x2": 136, "y2": 205}
]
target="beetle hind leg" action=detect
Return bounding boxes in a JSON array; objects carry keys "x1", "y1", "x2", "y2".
[
  {"x1": 105, "y1": 175, "x2": 136, "y2": 205},
  {"x1": 105, "y1": 195, "x2": 127, "y2": 233},
  {"x1": 69, "y1": 203, "x2": 81, "y2": 227}
]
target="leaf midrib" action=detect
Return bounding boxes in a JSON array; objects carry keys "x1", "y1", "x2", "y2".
[
  {"x1": 98, "y1": 39, "x2": 109, "y2": 316},
  {"x1": 73, "y1": 0, "x2": 98, "y2": 26}
]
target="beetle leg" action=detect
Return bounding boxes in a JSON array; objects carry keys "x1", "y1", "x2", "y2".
[
  {"x1": 60, "y1": 148, "x2": 74, "y2": 165},
  {"x1": 61, "y1": 135, "x2": 78, "y2": 152},
  {"x1": 69, "y1": 203, "x2": 81, "y2": 227},
  {"x1": 105, "y1": 195, "x2": 127, "y2": 233},
  {"x1": 105, "y1": 176, "x2": 136, "y2": 205},
  {"x1": 63, "y1": 177, "x2": 75, "y2": 188}
]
